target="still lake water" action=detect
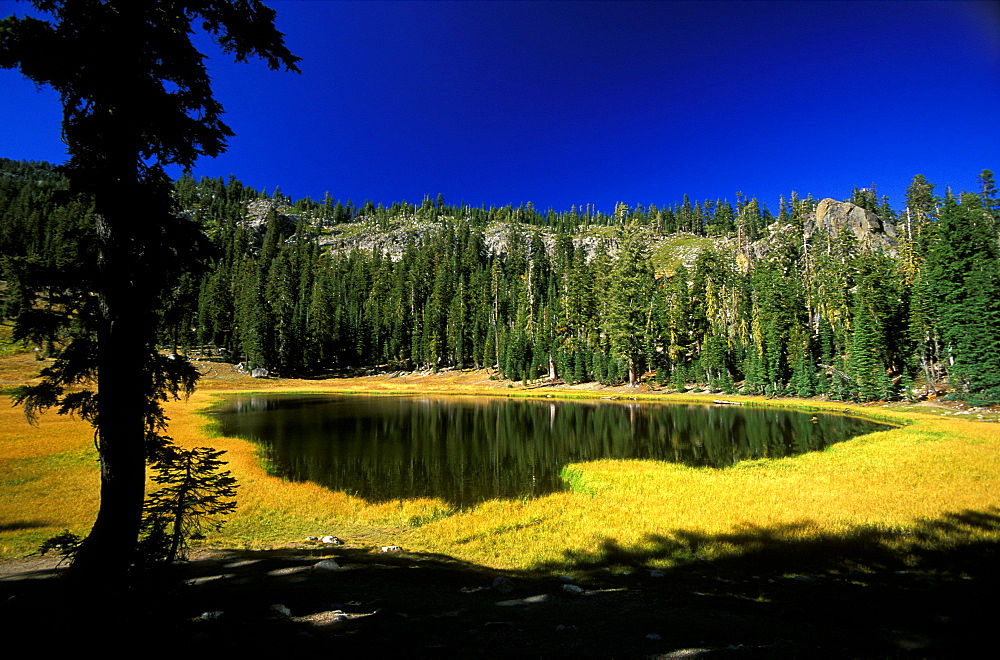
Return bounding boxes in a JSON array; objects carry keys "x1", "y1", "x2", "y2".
[{"x1": 211, "y1": 394, "x2": 891, "y2": 507}]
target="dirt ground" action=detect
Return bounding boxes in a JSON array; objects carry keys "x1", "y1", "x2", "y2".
[{"x1": 3, "y1": 520, "x2": 998, "y2": 658}]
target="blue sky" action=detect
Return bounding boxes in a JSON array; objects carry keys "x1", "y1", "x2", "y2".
[{"x1": 2, "y1": 0, "x2": 998, "y2": 215}]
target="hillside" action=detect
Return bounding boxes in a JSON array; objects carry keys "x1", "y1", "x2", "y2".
[
  {"x1": 264, "y1": 194, "x2": 898, "y2": 272},
  {"x1": 3, "y1": 159, "x2": 999, "y2": 403}
]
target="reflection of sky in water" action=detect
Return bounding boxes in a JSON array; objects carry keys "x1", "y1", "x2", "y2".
[{"x1": 212, "y1": 395, "x2": 892, "y2": 508}]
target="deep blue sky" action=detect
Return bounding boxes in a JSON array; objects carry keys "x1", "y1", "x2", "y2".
[{"x1": 2, "y1": 0, "x2": 998, "y2": 214}]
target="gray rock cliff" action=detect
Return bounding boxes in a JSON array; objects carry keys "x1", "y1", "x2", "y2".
[{"x1": 804, "y1": 198, "x2": 897, "y2": 250}]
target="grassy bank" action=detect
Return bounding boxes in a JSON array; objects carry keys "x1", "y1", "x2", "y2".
[{"x1": 2, "y1": 354, "x2": 998, "y2": 573}]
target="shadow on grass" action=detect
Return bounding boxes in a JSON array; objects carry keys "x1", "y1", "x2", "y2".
[
  {"x1": 544, "y1": 508, "x2": 1000, "y2": 576},
  {"x1": 531, "y1": 507, "x2": 1000, "y2": 656},
  {"x1": 0, "y1": 520, "x2": 49, "y2": 532},
  {"x1": 2, "y1": 509, "x2": 998, "y2": 656}
]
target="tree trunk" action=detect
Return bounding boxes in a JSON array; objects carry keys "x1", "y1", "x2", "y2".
[
  {"x1": 168, "y1": 455, "x2": 193, "y2": 563},
  {"x1": 69, "y1": 214, "x2": 150, "y2": 585},
  {"x1": 63, "y1": 5, "x2": 160, "y2": 584},
  {"x1": 69, "y1": 147, "x2": 154, "y2": 585}
]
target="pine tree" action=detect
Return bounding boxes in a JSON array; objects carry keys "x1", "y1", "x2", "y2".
[
  {"x1": 141, "y1": 446, "x2": 237, "y2": 563},
  {"x1": 905, "y1": 174, "x2": 938, "y2": 253},
  {"x1": 921, "y1": 192, "x2": 1000, "y2": 399},
  {"x1": 1, "y1": 0, "x2": 299, "y2": 584},
  {"x1": 604, "y1": 223, "x2": 654, "y2": 385},
  {"x1": 978, "y1": 169, "x2": 1000, "y2": 230},
  {"x1": 847, "y1": 299, "x2": 890, "y2": 402},
  {"x1": 787, "y1": 327, "x2": 819, "y2": 398}
]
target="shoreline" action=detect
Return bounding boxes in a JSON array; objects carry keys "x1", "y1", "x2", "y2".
[{"x1": 3, "y1": 353, "x2": 998, "y2": 567}]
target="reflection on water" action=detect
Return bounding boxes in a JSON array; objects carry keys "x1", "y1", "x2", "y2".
[{"x1": 211, "y1": 395, "x2": 891, "y2": 507}]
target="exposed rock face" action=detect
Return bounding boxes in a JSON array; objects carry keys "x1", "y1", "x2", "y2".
[
  {"x1": 245, "y1": 198, "x2": 280, "y2": 228},
  {"x1": 805, "y1": 198, "x2": 897, "y2": 251},
  {"x1": 262, "y1": 197, "x2": 898, "y2": 275},
  {"x1": 737, "y1": 198, "x2": 898, "y2": 270},
  {"x1": 319, "y1": 220, "x2": 427, "y2": 261},
  {"x1": 319, "y1": 217, "x2": 610, "y2": 263}
]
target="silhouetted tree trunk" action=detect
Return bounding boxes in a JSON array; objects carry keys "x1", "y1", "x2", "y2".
[{"x1": 1, "y1": 0, "x2": 300, "y2": 586}]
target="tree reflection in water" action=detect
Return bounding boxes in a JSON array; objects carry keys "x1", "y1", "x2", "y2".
[{"x1": 212, "y1": 395, "x2": 891, "y2": 508}]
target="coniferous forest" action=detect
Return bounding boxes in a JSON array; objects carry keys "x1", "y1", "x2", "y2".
[{"x1": 3, "y1": 157, "x2": 999, "y2": 404}]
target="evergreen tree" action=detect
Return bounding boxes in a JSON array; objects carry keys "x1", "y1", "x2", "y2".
[
  {"x1": 141, "y1": 446, "x2": 237, "y2": 563},
  {"x1": 1, "y1": 0, "x2": 299, "y2": 584},
  {"x1": 978, "y1": 169, "x2": 1000, "y2": 226},
  {"x1": 787, "y1": 326, "x2": 819, "y2": 397},
  {"x1": 847, "y1": 298, "x2": 891, "y2": 402},
  {"x1": 905, "y1": 174, "x2": 938, "y2": 253},
  {"x1": 604, "y1": 224, "x2": 654, "y2": 385},
  {"x1": 921, "y1": 192, "x2": 1000, "y2": 399}
]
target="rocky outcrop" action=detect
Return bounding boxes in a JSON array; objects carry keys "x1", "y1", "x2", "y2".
[
  {"x1": 277, "y1": 197, "x2": 898, "y2": 274},
  {"x1": 318, "y1": 217, "x2": 433, "y2": 260},
  {"x1": 736, "y1": 198, "x2": 899, "y2": 270},
  {"x1": 319, "y1": 218, "x2": 611, "y2": 263},
  {"x1": 804, "y1": 198, "x2": 897, "y2": 251},
  {"x1": 244, "y1": 198, "x2": 280, "y2": 228}
]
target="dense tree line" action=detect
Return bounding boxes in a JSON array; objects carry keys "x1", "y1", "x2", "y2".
[{"x1": 2, "y1": 158, "x2": 998, "y2": 404}]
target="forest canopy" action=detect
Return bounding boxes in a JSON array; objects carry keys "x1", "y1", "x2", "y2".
[{"x1": 2, "y1": 158, "x2": 999, "y2": 404}]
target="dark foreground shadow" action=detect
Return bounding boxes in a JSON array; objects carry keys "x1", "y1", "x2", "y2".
[{"x1": 2, "y1": 509, "x2": 998, "y2": 657}]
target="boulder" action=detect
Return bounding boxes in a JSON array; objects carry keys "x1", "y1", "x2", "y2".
[
  {"x1": 738, "y1": 198, "x2": 899, "y2": 270},
  {"x1": 804, "y1": 198, "x2": 897, "y2": 250},
  {"x1": 313, "y1": 559, "x2": 342, "y2": 571}
]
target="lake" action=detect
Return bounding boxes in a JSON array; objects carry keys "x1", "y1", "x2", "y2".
[{"x1": 210, "y1": 394, "x2": 891, "y2": 507}]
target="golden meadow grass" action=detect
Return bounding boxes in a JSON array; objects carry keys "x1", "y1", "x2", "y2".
[{"x1": 2, "y1": 357, "x2": 998, "y2": 570}]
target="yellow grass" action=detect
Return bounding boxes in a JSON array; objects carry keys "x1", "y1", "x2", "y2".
[
  {"x1": 2, "y1": 355, "x2": 998, "y2": 570},
  {"x1": 401, "y1": 413, "x2": 1000, "y2": 568},
  {"x1": 0, "y1": 399, "x2": 100, "y2": 555}
]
